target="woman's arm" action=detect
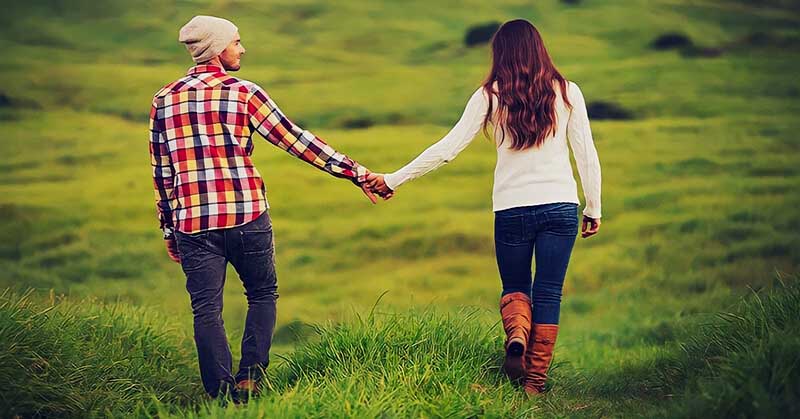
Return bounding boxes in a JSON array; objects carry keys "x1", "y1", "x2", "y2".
[
  {"x1": 566, "y1": 82, "x2": 602, "y2": 219},
  {"x1": 382, "y1": 87, "x2": 490, "y2": 190}
]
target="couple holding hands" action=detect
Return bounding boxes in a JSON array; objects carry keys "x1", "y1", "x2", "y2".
[{"x1": 149, "y1": 15, "x2": 600, "y2": 403}]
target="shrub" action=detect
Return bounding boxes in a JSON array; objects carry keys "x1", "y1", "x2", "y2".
[
  {"x1": 340, "y1": 116, "x2": 375, "y2": 129},
  {"x1": 0, "y1": 92, "x2": 40, "y2": 110},
  {"x1": 650, "y1": 32, "x2": 693, "y2": 50},
  {"x1": 586, "y1": 100, "x2": 634, "y2": 120},
  {"x1": 464, "y1": 22, "x2": 501, "y2": 47}
]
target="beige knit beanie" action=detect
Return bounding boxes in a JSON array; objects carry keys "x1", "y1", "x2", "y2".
[{"x1": 179, "y1": 15, "x2": 239, "y2": 63}]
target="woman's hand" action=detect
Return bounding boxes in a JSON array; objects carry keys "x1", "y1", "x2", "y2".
[
  {"x1": 581, "y1": 216, "x2": 601, "y2": 238},
  {"x1": 365, "y1": 173, "x2": 395, "y2": 200}
]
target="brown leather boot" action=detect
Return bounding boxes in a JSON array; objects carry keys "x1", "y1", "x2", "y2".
[
  {"x1": 499, "y1": 292, "x2": 532, "y2": 383},
  {"x1": 523, "y1": 323, "x2": 559, "y2": 396}
]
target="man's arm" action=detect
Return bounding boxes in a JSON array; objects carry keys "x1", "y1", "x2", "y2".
[
  {"x1": 246, "y1": 85, "x2": 369, "y2": 185},
  {"x1": 149, "y1": 100, "x2": 179, "y2": 242}
]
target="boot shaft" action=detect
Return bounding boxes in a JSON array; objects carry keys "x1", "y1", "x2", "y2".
[
  {"x1": 500, "y1": 292, "x2": 532, "y2": 383},
  {"x1": 524, "y1": 323, "x2": 559, "y2": 394},
  {"x1": 499, "y1": 292, "x2": 532, "y2": 347}
]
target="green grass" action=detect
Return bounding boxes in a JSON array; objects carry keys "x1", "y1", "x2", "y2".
[
  {"x1": 664, "y1": 277, "x2": 800, "y2": 418},
  {"x1": 2, "y1": 278, "x2": 797, "y2": 417},
  {"x1": 0, "y1": 289, "x2": 202, "y2": 418},
  {"x1": 0, "y1": 0, "x2": 799, "y2": 416}
]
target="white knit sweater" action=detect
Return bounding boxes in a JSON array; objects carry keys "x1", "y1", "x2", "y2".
[{"x1": 384, "y1": 81, "x2": 602, "y2": 218}]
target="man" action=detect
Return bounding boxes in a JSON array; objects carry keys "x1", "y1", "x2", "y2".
[{"x1": 148, "y1": 15, "x2": 380, "y2": 402}]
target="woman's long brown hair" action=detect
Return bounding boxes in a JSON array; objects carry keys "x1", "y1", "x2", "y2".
[{"x1": 482, "y1": 19, "x2": 572, "y2": 150}]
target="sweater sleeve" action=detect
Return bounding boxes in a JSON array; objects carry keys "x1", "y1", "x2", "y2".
[
  {"x1": 566, "y1": 82, "x2": 602, "y2": 219},
  {"x1": 384, "y1": 88, "x2": 489, "y2": 190}
]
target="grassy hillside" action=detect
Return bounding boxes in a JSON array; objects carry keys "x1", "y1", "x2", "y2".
[{"x1": 0, "y1": 0, "x2": 798, "y2": 416}]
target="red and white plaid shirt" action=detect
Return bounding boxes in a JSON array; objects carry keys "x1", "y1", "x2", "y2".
[{"x1": 149, "y1": 65, "x2": 368, "y2": 236}]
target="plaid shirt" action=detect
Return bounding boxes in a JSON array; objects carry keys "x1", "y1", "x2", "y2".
[{"x1": 149, "y1": 65, "x2": 368, "y2": 236}]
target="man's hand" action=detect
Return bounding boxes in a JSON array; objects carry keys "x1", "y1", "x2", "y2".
[
  {"x1": 354, "y1": 169, "x2": 379, "y2": 204},
  {"x1": 365, "y1": 173, "x2": 394, "y2": 200},
  {"x1": 581, "y1": 216, "x2": 601, "y2": 239},
  {"x1": 360, "y1": 183, "x2": 378, "y2": 204},
  {"x1": 165, "y1": 237, "x2": 181, "y2": 263}
]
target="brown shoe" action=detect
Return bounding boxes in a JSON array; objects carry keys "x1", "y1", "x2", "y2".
[
  {"x1": 234, "y1": 379, "x2": 259, "y2": 404},
  {"x1": 523, "y1": 323, "x2": 559, "y2": 396},
  {"x1": 499, "y1": 292, "x2": 532, "y2": 383}
]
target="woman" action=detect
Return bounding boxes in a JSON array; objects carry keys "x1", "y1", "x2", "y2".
[{"x1": 367, "y1": 19, "x2": 602, "y2": 395}]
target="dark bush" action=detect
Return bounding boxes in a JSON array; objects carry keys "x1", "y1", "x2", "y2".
[
  {"x1": 586, "y1": 101, "x2": 634, "y2": 120},
  {"x1": 650, "y1": 33, "x2": 693, "y2": 50},
  {"x1": 464, "y1": 22, "x2": 501, "y2": 47},
  {"x1": 340, "y1": 116, "x2": 375, "y2": 129},
  {"x1": 0, "y1": 92, "x2": 40, "y2": 110},
  {"x1": 561, "y1": 0, "x2": 582, "y2": 4}
]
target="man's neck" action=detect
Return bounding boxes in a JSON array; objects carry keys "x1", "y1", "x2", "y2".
[{"x1": 199, "y1": 57, "x2": 224, "y2": 68}]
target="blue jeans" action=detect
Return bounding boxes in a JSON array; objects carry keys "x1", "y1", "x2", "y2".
[
  {"x1": 494, "y1": 203, "x2": 578, "y2": 325},
  {"x1": 174, "y1": 210, "x2": 278, "y2": 398}
]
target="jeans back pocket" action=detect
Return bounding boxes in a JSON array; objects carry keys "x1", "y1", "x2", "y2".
[
  {"x1": 542, "y1": 204, "x2": 579, "y2": 236},
  {"x1": 494, "y1": 214, "x2": 526, "y2": 246}
]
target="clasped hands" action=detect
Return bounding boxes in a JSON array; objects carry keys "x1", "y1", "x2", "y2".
[{"x1": 357, "y1": 172, "x2": 395, "y2": 204}]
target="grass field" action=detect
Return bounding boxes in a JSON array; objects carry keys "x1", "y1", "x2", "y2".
[{"x1": 1, "y1": 0, "x2": 799, "y2": 417}]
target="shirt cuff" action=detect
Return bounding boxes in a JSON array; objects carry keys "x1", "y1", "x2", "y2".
[
  {"x1": 355, "y1": 165, "x2": 369, "y2": 184},
  {"x1": 162, "y1": 226, "x2": 175, "y2": 240},
  {"x1": 384, "y1": 172, "x2": 401, "y2": 191},
  {"x1": 582, "y1": 207, "x2": 601, "y2": 219}
]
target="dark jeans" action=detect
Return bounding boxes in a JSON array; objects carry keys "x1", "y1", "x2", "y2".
[
  {"x1": 174, "y1": 210, "x2": 278, "y2": 398},
  {"x1": 494, "y1": 202, "x2": 578, "y2": 325}
]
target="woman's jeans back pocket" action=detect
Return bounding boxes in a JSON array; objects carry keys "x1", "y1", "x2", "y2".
[
  {"x1": 543, "y1": 203, "x2": 579, "y2": 236},
  {"x1": 495, "y1": 215, "x2": 526, "y2": 246}
]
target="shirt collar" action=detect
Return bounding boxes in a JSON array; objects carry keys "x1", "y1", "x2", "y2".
[{"x1": 186, "y1": 64, "x2": 227, "y2": 76}]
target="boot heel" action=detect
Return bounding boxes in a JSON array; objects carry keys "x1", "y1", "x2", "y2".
[
  {"x1": 503, "y1": 345, "x2": 526, "y2": 383},
  {"x1": 506, "y1": 340, "x2": 525, "y2": 356}
]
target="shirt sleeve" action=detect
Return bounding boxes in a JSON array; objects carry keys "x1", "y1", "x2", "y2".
[
  {"x1": 383, "y1": 87, "x2": 489, "y2": 190},
  {"x1": 149, "y1": 99, "x2": 178, "y2": 237},
  {"x1": 246, "y1": 84, "x2": 368, "y2": 184},
  {"x1": 566, "y1": 82, "x2": 602, "y2": 219}
]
